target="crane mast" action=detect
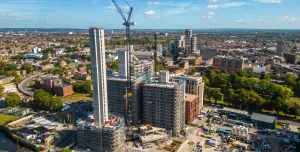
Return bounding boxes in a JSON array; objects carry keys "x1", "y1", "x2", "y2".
[
  {"x1": 111, "y1": 0, "x2": 135, "y2": 127},
  {"x1": 154, "y1": 32, "x2": 158, "y2": 75}
]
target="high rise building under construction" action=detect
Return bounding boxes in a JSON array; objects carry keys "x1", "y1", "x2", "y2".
[
  {"x1": 143, "y1": 71, "x2": 186, "y2": 136},
  {"x1": 77, "y1": 28, "x2": 125, "y2": 152},
  {"x1": 107, "y1": 49, "x2": 154, "y2": 125}
]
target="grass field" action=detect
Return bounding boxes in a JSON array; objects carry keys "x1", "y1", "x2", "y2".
[
  {"x1": 0, "y1": 115, "x2": 21, "y2": 126},
  {"x1": 63, "y1": 93, "x2": 93, "y2": 102}
]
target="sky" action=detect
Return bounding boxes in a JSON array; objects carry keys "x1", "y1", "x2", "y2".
[{"x1": 0, "y1": 0, "x2": 300, "y2": 29}]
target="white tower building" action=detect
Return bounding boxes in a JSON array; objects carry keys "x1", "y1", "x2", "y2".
[
  {"x1": 117, "y1": 49, "x2": 128, "y2": 78},
  {"x1": 89, "y1": 28, "x2": 108, "y2": 126}
]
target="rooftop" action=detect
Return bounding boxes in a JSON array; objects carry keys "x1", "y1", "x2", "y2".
[
  {"x1": 222, "y1": 107, "x2": 250, "y2": 116},
  {"x1": 78, "y1": 114, "x2": 125, "y2": 131},
  {"x1": 251, "y1": 113, "x2": 276, "y2": 124},
  {"x1": 185, "y1": 94, "x2": 198, "y2": 102},
  {"x1": 56, "y1": 84, "x2": 72, "y2": 87}
]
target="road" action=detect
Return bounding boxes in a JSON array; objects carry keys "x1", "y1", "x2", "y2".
[{"x1": 18, "y1": 73, "x2": 44, "y2": 96}]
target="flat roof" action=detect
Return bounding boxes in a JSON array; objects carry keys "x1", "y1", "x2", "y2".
[
  {"x1": 185, "y1": 94, "x2": 198, "y2": 102},
  {"x1": 222, "y1": 107, "x2": 249, "y2": 116},
  {"x1": 251, "y1": 113, "x2": 276, "y2": 124}
]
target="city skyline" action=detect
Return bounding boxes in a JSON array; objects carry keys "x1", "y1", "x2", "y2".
[{"x1": 0, "y1": 0, "x2": 299, "y2": 29}]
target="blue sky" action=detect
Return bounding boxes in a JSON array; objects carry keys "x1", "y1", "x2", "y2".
[{"x1": 0, "y1": 0, "x2": 299, "y2": 29}]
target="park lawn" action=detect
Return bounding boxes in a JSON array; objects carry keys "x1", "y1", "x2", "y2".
[
  {"x1": 0, "y1": 115, "x2": 21, "y2": 126},
  {"x1": 63, "y1": 93, "x2": 93, "y2": 102}
]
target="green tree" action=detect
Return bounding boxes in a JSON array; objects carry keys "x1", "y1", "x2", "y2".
[
  {"x1": 289, "y1": 102, "x2": 300, "y2": 118},
  {"x1": 156, "y1": 64, "x2": 166, "y2": 71},
  {"x1": 61, "y1": 148, "x2": 72, "y2": 152},
  {"x1": 86, "y1": 63, "x2": 92, "y2": 71},
  {"x1": 6, "y1": 64, "x2": 18, "y2": 71},
  {"x1": 297, "y1": 61, "x2": 300, "y2": 65},
  {"x1": 81, "y1": 83, "x2": 92, "y2": 93},
  {"x1": 246, "y1": 70, "x2": 255, "y2": 78},
  {"x1": 210, "y1": 73, "x2": 229, "y2": 89},
  {"x1": 50, "y1": 96, "x2": 63, "y2": 111},
  {"x1": 42, "y1": 47, "x2": 55, "y2": 53},
  {"x1": 260, "y1": 72, "x2": 270, "y2": 81},
  {"x1": 22, "y1": 63, "x2": 33, "y2": 74},
  {"x1": 246, "y1": 91, "x2": 265, "y2": 111},
  {"x1": 236, "y1": 70, "x2": 248, "y2": 77},
  {"x1": 0, "y1": 61, "x2": 7, "y2": 71},
  {"x1": 284, "y1": 75, "x2": 297, "y2": 88},
  {"x1": 224, "y1": 89, "x2": 235, "y2": 105},
  {"x1": 205, "y1": 87, "x2": 213, "y2": 102},
  {"x1": 0, "y1": 85, "x2": 4, "y2": 95},
  {"x1": 34, "y1": 89, "x2": 63, "y2": 111},
  {"x1": 41, "y1": 55, "x2": 49, "y2": 60},
  {"x1": 6, "y1": 92, "x2": 21, "y2": 107},
  {"x1": 234, "y1": 89, "x2": 249, "y2": 109},
  {"x1": 110, "y1": 60, "x2": 118, "y2": 70},
  {"x1": 72, "y1": 81, "x2": 92, "y2": 93},
  {"x1": 188, "y1": 67, "x2": 196, "y2": 75},
  {"x1": 12, "y1": 76, "x2": 21, "y2": 83},
  {"x1": 11, "y1": 54, "x2": 24, "y2": 61},
  {"x1": 211, "y1": 88, "x2": 223, "y2": 105}
]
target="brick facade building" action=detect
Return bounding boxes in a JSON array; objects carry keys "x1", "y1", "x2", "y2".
[
  {"x1": 185, "y1": 94, "x2": 199, "y2": 125},
  {"x1": 35, "y1": 77, "x2": 74, "y2": 96}
]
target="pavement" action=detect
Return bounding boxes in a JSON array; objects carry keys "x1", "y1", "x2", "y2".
[{"x1": 18, "y1": 73, "x2": 44, "y2": 96}]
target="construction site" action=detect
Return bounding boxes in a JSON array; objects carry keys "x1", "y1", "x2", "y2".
[
  {"x1": 77, "y1": 114, "x2": 126, "y2": 152},
  {"x1": 143, "y1": 71, "x2": 186, "y2": 136},
  {"x1": 107, "y1": 49, "x2": 154, "y2": 125}
]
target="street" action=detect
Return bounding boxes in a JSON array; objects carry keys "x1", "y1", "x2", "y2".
[{"x1": 18, "y1": 73, "x2": 44, "y2": 96}]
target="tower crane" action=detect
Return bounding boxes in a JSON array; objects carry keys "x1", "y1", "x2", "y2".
[
  {"x1": 154, "y1": 32, "x2": 158, "y2": 75},
  {"x1": 111, "y1": 0, "x2": 136, "y2": 127}
]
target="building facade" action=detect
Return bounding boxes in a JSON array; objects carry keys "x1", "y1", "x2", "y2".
[
  {"x1": 143, "y1": 72, "x2": 185, "y2": 136},
  {"x1": 283, "y1": 52, "x2": 300, "y2": 65},
  {"x1": 89, "y1": 28, "x2": 109, "y2": 126},
  {"x1": 77, "y1": 115, "x2": 126, "y2": 152},
  {"x1": 185, "y1": 94, "x2": 199, "y2": 125},
  {"x1": 35, "y1": 77, "x2": 73, "y2": 96},
  {"x1": 107, "y1": 56, "x2": 154, "y2": 125},
  {"x1": 277, "y1": 40, "x2": 293, "y2": 56},
  {"x1": 117, "y1": 49, "x2": 128, "y2": 78},
  {"x1": 213, "y1": 56, "x2": 244, "y2": 72},
  {"x1": 185, "y1": 77, "x2": 204, "y2": 113}
]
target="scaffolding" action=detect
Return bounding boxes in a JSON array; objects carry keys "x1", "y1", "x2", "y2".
[
  {"x1": 107, "y1": 58, "x2": 154, "y2": 125},
  {"x1": 77, "y1": 114, "x2": 126, "y2": 152},
  {"x1": 143, "y1": 77, "x2": 186, "y2": 136}
]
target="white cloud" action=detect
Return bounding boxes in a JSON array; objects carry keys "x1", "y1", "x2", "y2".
[
  {"x1": 236, "y1": 20, "x2": 251, "y2": 23},
  {"x1": 221, "y1": 2, "x2": 246, "y2": 8},
  {"x1": 207, "y1": 5, "x2": 218, "y2": 9},
  {"x1": 207, "y1": 12, "x2": 215, "y2": 16},
  {"x1": 255, "y1": 0, "x2": 282, "y2": 3},
  {"x1": 202, "y1": 12, "x2": 215, "y2": 21},
  {"x1": 148, "y1": 2, "x2": 159, "y2": 5},
  {"x1": 106, "y1": 3, "x2": 130, "y2": 12},
  {"x1": 144, "y1": 10, "x2": 156, "y2": 16},
  {"x1": 207, "y1": 0, "x2": 220, "y2": 2},
  {"x1": 279, "y1": 16, "x2": 297, "y2": 21},
  {"x1": 207, "y1": 2, "x2": 246, "y2": 9},
  {"x1": 256, "y1": 19, "x2": 268, "y2": 23}
]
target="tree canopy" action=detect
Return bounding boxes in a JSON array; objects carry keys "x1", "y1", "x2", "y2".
[
  {"x1": 34, "y1": 89, "x2": 63, "y2": 111},
  {"x1": 0, "y1": 85, "x2": 4, "y2": 95},
  {"x1": 6, "y1": 92, "x2": 21, "y2": 107},
  {"x1": 72, "y1": 81, "x2": 92, "y2": 94},
  {"x1": 202, "y1": 69, "x2": 297, "y2": 115},
  {"x1": 22, "y1": 63, "x2": 33, "y2": 74}
]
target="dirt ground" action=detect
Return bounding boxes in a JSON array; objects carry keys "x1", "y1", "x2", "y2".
[{"x1": 266, "y1": 138, "x2": 281, "y2": 152}]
